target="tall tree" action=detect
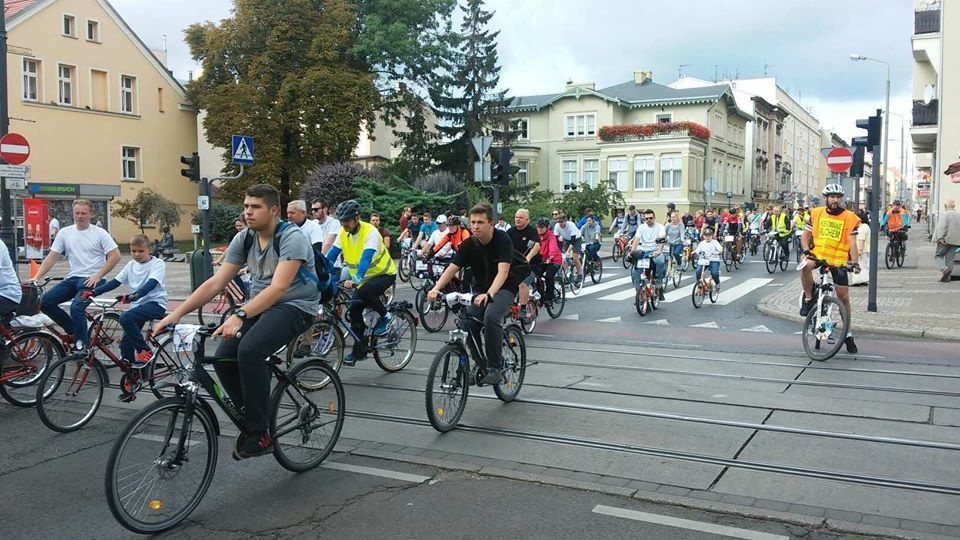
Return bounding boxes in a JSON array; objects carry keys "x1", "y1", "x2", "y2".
[
  {"x1": 185, "y1": 0, "x2": 379, "y2": 201},
  {"x1": 430, "y1": 0, "x2": 510, "y2": 179},
  {"x1": 389, "y1": 88, "x2": 437, "y2": 181}
]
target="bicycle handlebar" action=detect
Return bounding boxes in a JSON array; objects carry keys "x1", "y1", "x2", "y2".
[{"x1": 444, "y1": 292, "x2": 474, "y2": 307}]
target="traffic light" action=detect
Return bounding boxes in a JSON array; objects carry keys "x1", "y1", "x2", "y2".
[
  {"x1": 493, "y1": 147, "x2": 514, "y2": 185},
  {"x1": 849, "y1": 145, "x2": 865, "y2": 177},
  {"x1": 180, "y1": 152, "x2": 200, "y2": 182},
  {"x1": 852, "y1": 112, "x2": 882, "y2": 148}
]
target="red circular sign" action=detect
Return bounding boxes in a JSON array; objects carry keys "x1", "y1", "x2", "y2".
[
  {"x1": 826, "y1": 147, "x2": 853, "y2": 173},
  {"x1": 0, "y1": 132, "x2": 31, "y2": 165}
]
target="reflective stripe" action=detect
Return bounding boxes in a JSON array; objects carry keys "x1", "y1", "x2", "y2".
[
  {"x1": 339, "y1": 221, "x2": 395, "y2": 285},
  {"x1": 811, "y1": 207, "x2": 861, "y2": 267}
]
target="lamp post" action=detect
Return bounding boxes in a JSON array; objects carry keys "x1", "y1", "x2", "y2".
[{"x1": 850, "y1": 54, "x2": 891, "y2": 208}]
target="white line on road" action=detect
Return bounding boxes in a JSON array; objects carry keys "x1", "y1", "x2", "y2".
[
  {"x1": 626, "y1": 340, "x2": 702, "y2": 349},
  {"x1": 133, "y1": 434, "x2": 201, "y2": 447},
  {"x1": 598, "y1": 274, "x2": 694, "y2": 301},
  {"x1": 592, "y1": 505, "x2": 789, "y2": 540},
  {"x1": 321, "y1": 461, "x2": 431, "y2": 483},
  {"x1": 715, "y1": 278, "x2": 773, "y2": 305},
  {"x1": 575, "y1": 276, "x2": 635, "y2": 298}
]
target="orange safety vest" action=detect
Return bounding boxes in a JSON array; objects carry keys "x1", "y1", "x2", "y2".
[
  {"x1": 885, "y1": 209, "x2": 905, "y2": 232},
  {"x1": 810, "y1": 207, "x2": 861, "y2": 267}
]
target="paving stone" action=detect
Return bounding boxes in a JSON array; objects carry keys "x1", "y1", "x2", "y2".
[
  {"x1": 485, "y1": 459, "x2": 520, "y2": 471},
  {"x1": 398, "y1": 446, "x2": 427, "y2": 456},
  {"x1": 541, "y1": 467, "x2": 575, "y2": 479},
  {"x1": 861, "y1": 514, "x2": 900, "y2": 529},
  {"x1": 688, "y1": 490, "x2": 723, "y2": 502},
  {"x1": 626, "y1": 480, "x2": 659, "y2": 493},
  {"x1": 420, "y1": 450, "x2": 449, "y2": 459},
  {"x1": 567, "y1": 472, "x2": 602, "y2": 483},
  {"x1": 596, "y1": 476, "x2": 631, "y2": 488},
  {"x1": 376, "y1": 443, "x2": 404, "y2": 453},
  {"x1": 516, "y1": 464, "x2": 548, "y2": 475},
  {"x1": 939, "y1": 525, "x2": 960, "y2": 537},
  {"x1": 824, "y1": 509, "x2": 863, "y2": 523},
  {"x1": 787, "y1": 504, "x2": 825, "y2": 517},
  {"x1": 753, "y1": 499, "x2": 790, "y2": 512},
  {"x1": 899, "y1": 519, "x2": 942, "y2": 534},
  {"x1": 720, "y1": 494, "x2": 756, "y2": 507},
  {"x1": 656, "y1": 486, "x2": 691, "y2": 498}
]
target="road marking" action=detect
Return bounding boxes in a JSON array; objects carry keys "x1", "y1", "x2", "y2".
[
  {"x1": 321, "y1": 461, "x2": 431, "y2": 483},
  {"x1": 133, "y1": 434, "x2": 201, "y2": 447},
  {"x1": 598, "y1": 274, "x2": 694, "y2": 301},
  {"x1": 596, "y1": 316, "x2": 622, "y2": 323},
  {"x1": 690, "y1": 321, "x2": 720, "y2": 329},
  {"x1": 559, "y1": 314, "x2": 579, "y2": 321},
  {"x1": 715, "y1": 278, "x2": 773, "y2": 305},
  {"x1": 741, "y1": 325, "x2": 773, "y2": 333},
  {"x1": 627, "y1": 340, "x2": 702, "y2": 349},
  {"x1": 643, "y1": 319, "x2": 670, "y2": 326},
  {"x1": 575, "y1": 276, "x2": 635, "y2": 297},
  {"x1": 592, "y1": 505, "x2": 788, "y2": 540}
]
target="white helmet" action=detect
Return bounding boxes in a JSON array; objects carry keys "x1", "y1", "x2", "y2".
[
  {"x1": 436, "y1": 214, "x2": 447, "y2": 224},
  {"x1": 822, "y1": 183, "x2": 844, "y2": 196}
]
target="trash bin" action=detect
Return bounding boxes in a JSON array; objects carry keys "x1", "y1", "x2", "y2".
[{"x1": 189, "y1": 249, "x2": 214, "y2": 292}]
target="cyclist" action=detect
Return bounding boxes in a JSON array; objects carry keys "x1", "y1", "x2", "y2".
[
  {"x1": 721, "y1": 207, "x2": 744, "y2": 261},
  {"x1": 629, "y1": 209, "x2": 667, "y2": 300},
  {"x1": 608, "y1": 208, "x2": 625, "y2": 235},
  {"x1": 421, "y1": 214, "x2": 449, "y2": 253},
  {"x1": 508, "y1": 209, "x2": 541, "y2": 320},
  {"x1": 413, "y1": 212, "x2": 438, "y2": 251},
  {"x1": 554, "y1": 214, "x2": 583, "y2": 283},
  {"x1": 622, "y1": 205, "x2": 641, "y2": 239},
  {"x1": 764, "y1": 205, "x2": 793, "y2": 261},
  {"x1": 427, "y1": 203, "x2": 530, "y2": 385},
  {"x1": 693, "y1": 227, "x2": 723, "y2": 289},
  {"x1": 155, "y1": 184, "x2": 319, "y2": 459},
  {"x1": 287, "y1": 200, "x2": 326, "y2": 249},
  {"x1": 325, "y1": 200, "x2": 397, "y2": 364},
  {"x1": 396, "y1": 213, "x2": 421, "y2": 247},
  {"x1": 0, "y1": 237, "x2": 21, "y2": 321},
  {"x1": 432, "y1": 215, "x2": 472, "y2": 260},
  {"x1": 700, "y1": 209, "x2": 719, "y2": 237},
  {"x1": 665, "y1": 211, "x2": 686, "y2": 269},
  {"x1": 580, "y1": 215, "x2": 602, "y2": 266},
  {"x1": 33, "y1": 199, "x2": 121, "y2": 357},
  {"x1": 880, "y1": 199, "x2": 910, "y2": 241},
  {"x1": 535, "y1": 218, "x2": 562, "y2": 303},
  {"x1": 799, "y1": 184, "x2": 862, "y2": 354},
  {"x1": 310, "y1": 198, "x2": 340, "y2": 255}
]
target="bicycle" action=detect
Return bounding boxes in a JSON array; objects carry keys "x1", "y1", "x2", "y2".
[
  {"x1": 680, "y1": 233, "x2": 695, "y2": 272},
  {"x1": 415, "y1": 260, "x2": 467, "y2": 333},
  {"x1": 0, "y1": 284, "x2": 65, "y2": 406},
  {"x1": 611, "y1": 233, "x2": 630, "y2": 267},
  {"x1": 765, "y1": 232, "x2": 790, "y2": 274},
  {"x1": 104, "y1": 324, "x2": 345, "y2": 534},
  {"x1": 559, "y1": 251, "x2": 583, "y2": 295},
  {"x1": 793, "y1": 229, "x2": 804, "y2": 263},
  {"x1": 885, "y1": 227, "x2": 908, "y2": 269},
  {"x1": 582, "y1": 244, "x2": 603, "y2": 284},
  {"x1": 506, "y1": 268, "x2": 566, "y2": 330},
  {"x1": 632, "y1": 252, "x2": 661, "y2": 317},
  {"x1": 396, "y1": 238, "x2": 414, "y2": 282},
  {"x1": 691, "y1": 258, "x2": 719, "y2": 308},
  {"x1": 35, "y1": 297, "x2": 192, "y2": 432},
  {"x1": 721, "y1": 231, "x2": 741, "y2": 272},
  {"x1": 746, "y1": 228, "x2": 761, "y2": 256},
  {"x1": 800, "y1": 258, "x2": 853, "y2": 362},
  {"x1": 664, "y1": 245, "x2": 684, "y2": 289},
  {"x1": 424, "y1": 292, "x2": 526, "y2": 432}
]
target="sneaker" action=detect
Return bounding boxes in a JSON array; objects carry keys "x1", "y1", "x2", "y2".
[
  {"x1": 481, "y1": 368, "x2": 502, "y2": 385},
  {"x1": 343, "y1": 350, "x2": 366, "y2": 366},
  {"x1": 518, "y1": 306, "x2": 528, "y2": 320},
  {"x1": 233, "y1": 431, "x2": 273, "y2": 460},
  {"x1": 658, "y1": 288, "x2": 665, "y2": 301},
  {"x1": 117, "y1": 377, "x2": 140, "y2": 403},
  {"x1": 844, "y1": 336, "x2": 858, "y2": 354},
  {"x1": 130, "y1": 349, "x2": 154, "y2": 369},
  {"x1": 799, "y1": 297, "x2": 814, "y2": 317},
  {"x1": 373, "y1": 313, "x2": 394, "y2": 336}
]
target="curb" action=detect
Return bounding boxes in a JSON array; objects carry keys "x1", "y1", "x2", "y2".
[{"x1": 756, "y1": 300, "x2": 960, "y2": 341}]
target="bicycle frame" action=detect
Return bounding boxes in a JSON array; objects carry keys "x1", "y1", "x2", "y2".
[{"x1": 330, "y1": 296, "x2": 413, "y2": 353}]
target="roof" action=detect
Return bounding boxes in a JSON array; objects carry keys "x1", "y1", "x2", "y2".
[{"x1": 4, "y1": 0, "x2": 39, "y2": 19}]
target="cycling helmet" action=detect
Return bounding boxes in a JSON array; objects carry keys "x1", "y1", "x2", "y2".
[
  {"x1": 536, "y1": 217, "x2": 550, "y2": 228},
  {"x1": 335, "y1": 199, "x2": 362, "y2": 220},
  {"x1": 822, "y1": 183, "x2": 844, "y2": 196},
  {"x1": 436, "y1": 214, "x2": 447, "y2": 224}
]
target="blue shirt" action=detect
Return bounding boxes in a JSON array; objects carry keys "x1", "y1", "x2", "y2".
[{"x1": 419, "y1": 221, "x2": 438, "y2": 238}]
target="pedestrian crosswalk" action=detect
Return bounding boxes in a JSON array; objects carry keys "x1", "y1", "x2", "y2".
[{"x1": 568, "y1": 272, "x2": 773, "y2": 307}]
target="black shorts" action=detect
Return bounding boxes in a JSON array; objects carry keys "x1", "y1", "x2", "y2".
[
  {"x1": 829, "y1": 266, "x2": 849, "y2": 287},
  {"x1": 724, "y1": 223, "x2": 742, "y2": 237},
  {"x1": 561, "y1": 238, "x2": 582, "y2": 253}
]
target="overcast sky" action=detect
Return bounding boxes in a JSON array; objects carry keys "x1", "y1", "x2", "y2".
[{"x1": 112, "y1": 0, "x2": 915, "y2": 163}]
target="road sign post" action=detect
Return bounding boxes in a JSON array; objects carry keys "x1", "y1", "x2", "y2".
[{"x1": 0, "y1": 132, "x2": 30, "y2": 263}]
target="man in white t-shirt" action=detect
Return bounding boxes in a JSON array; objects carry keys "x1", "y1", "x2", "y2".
[
  {"x1": 34, "y1": 199, "x2": 121, "y2": 355},
  {"x1": 287, "y1": 200, "x2": 325, "y2": 248},
  {"x1": 423, "y1": 214, "x2": 448, "y2": 253},
  {"x1": 49, "y1": 215, "x2": 61, "y2": 245},
  {"x1": 311, "y1": 198, "x2": 341, "y2": 255},
  {"x1": 629, "y1": 208, "x2": 667, "y2": 295}
]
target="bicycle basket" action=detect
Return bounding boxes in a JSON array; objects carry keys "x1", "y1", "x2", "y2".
[{"x1": 17, "y1": 283, "x2": 41, "y2": 316}]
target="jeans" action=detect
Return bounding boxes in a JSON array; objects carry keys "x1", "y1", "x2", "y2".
[
  {"x1": 630, "y1": 250, "x2": 665, "y2": 289},
  {"x1": 465, "y1": 289, "x2": 513, "y2": 370},
  {"x1": 41, "y1": 275, "x2": 106, "y2": 347},
  {"x1": 670, "y1": 243, "x2": 683, "y2": 266},
  {"x1": 696, "y1": 261, "x2": 721, "y2": 284},
  {"x1": 348, "y1": 274, "x2": 396, "y2": 355},
  {"x1": 584, "y1": 241, "x2": 600, "y2": 262},
  {"x1": 777, "y1": 236, "x2": 791, "y2": 259},
  {"x1": 213, "y1": 304, "x2": 313, "y2": 434},
  {"x1": 118, "y1": 302, "x2": 167, "y2": 362}
]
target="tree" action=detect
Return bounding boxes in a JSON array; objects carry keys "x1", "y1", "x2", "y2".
[
  {"x1": 300, "y1": 162, "x2": 385, "y2": 208},
  {"x1": 112, "y1": 189, "x2": 181, "y2": 235},
  {"x1": 389, "y1": 90, "x2": 438, "y2": 181},
  {"x1": 185, "y1": 0, "x2": 380, "y2": 202},
  {"x1": 430, "y1": 0, "x2": 510, "y2": 179},
  {"x1": 412, "y1": 171, "x2": 469, "y2": 210},
  {"x1": 559, "y1": 183, "x2": 626, "y2": 223},
  {"x1": 353, "y1": 177, "x2": 454, "y2": 233}
]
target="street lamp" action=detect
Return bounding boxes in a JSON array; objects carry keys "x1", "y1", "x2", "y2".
[{"x1": 850, "y1": 54, "x2": 891, "y2": 208}]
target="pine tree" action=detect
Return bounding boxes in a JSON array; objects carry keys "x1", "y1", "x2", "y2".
[
  {"x1": 390, "y1": 87, "x2": 438, "y2": 181},
  {"x1": 430, "y1": 0, "x2": 510, "y2": 180}
]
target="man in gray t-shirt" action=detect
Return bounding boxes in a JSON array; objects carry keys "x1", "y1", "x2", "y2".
[{"x1": 157, "y1": 184, "x2": 319, "y2": 460}]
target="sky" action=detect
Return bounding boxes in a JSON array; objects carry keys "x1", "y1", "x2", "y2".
[{"x1": 111, "y1": 0, "x2": 916, "y2": 166}]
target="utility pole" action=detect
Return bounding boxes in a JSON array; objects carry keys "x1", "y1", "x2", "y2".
[
  {"x1": 867, "y1": 109, "x2": 882, "y2": 313},
  {"x1": 0, "y1": 7, "x2": 15, "y2": 263}
]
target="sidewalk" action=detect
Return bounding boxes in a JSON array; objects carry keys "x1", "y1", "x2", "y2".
[{"x1": 757, "y1": 242, "x2": 960, "y2": 340}]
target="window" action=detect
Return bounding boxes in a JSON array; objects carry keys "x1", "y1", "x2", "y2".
[
  {"x1": 22, "y1": 59, "x2": 40, "y2": 101},
  {"x1": 656, "y1": 113, "x2": 672, "y2": 124},
  {"x1": 517, "y1": 160, "x2": 529, "y2": 186},
  {"x1": 606, "y1": 157, "x2": 627, "y2": 192},
  {"x1": 634, "y1": 156, "x2": 655, "y2": 191},
  {"x1": 86, "y1": 20, "x2": 100, "y2": 42},
  {"x1": 62, "y1": 14, "x2": 76, "y2": 37},
  {"x1": 122, "y1": 147, "x2": 139, "y2": 181},
  {"x1": 661, "y1": 154, "x2": 683, "y2": 190},
  {"x1": 583, "y1": 159, "x2": 600, "y2": 188},
  {"x1": 562, "y1": 160, "x2": 578, "y2": 190},
  {"x1": 565, "y1": 113, "x2": 596, "y2": 137},
  {"x1": 57, "y1": 64, "x2": 74, "y2": 105},
  {"x1": 120, "y1": 75, "x2": 137, "y2": 114},
  {"x1": 513, "y1": 118, "x2": 528, "y2": 140}
]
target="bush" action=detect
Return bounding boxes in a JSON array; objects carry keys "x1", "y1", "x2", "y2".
[
  {"x1": 412, "y1": 172, "x2": 470, "y2": 210},
  {"x1": 354, "y1": 177, "x2": 454, "y2": 234},
  {"x1": 193, "y1": 203, "x2": 244, "y2": 244},
  {"x1": 300, "y1": 162, "x2": 385, "y2": 208}
]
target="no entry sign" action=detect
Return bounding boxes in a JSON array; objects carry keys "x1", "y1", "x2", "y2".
[
  {"x1": 826, "y1": 147, "x2": 853, "y2": 174},
  {"x1": 0, "y1": 133, "x2": 31, "y2": 165}
]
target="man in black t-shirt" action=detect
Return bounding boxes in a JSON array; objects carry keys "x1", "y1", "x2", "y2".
[
  {"x1": 428, "y1": 203, "x2": 528, "y2": 384},
  {"x1": 507, "y1": 208, "x2": 540, "y2": 320}
]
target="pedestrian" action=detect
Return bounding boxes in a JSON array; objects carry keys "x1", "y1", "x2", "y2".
[
  {"x1": 933, "y1": 199, "x2": 960, "y2": 282},
  {"x1": 850, "y1": 210, "x2": 870, "y2": 286},
  {"x1": 49, "y1": 214, "x2": 61, "y2": 245},
  {"x1": 399, "y1": 207, "x2": 411, "y2": 232}
]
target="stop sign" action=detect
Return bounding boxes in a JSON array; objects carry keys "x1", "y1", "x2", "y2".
[
  {"x1": 826, "y1": 147, "x2": 853, "y2": 174},
  {"x1": 0, "y1": 132, "x2": 30, "y2": 165}
]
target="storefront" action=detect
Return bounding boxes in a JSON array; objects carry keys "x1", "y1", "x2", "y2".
[{"x1": 13, "y1": 183, "x2": 120, "y2": 258}]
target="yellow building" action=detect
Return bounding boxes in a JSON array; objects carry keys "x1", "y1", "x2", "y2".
[{"x1": 5, "y1": 0, "x2": 198, "y2": 246}]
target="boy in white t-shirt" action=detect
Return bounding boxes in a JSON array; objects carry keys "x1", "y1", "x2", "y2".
[
  {"x1": 82, "y1": 236, "x2": 167, "y2": 398},
  {"x1": 693, "y1": 227, "x2": 723, "y2": 288}
]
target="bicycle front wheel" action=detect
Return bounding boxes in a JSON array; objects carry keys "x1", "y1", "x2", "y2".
[
  {"x1": 271, "y1": 359, "x2": 345, "y2": 472},
  {"x1": 0, "y1": 330, "x2": 63, "y2": 407},
  {"x1": 105, "y1": 397, "x2": 218, "y2": 535},
  {"x1": 896, "y1": 242, "x2": 905, "y2": 267},
  {"x1": 691, "y1": 281, "x2": 705, "y2": 308},
  {"x1": 36, "y1": 356, "x2": 106, "y2": 432},
  {"x1": 417, "y1": 287, "x2": 449, "y2": 333},
  {"x1": 568, "y1": 270, "x2": 583, "y2": 295},
  {"x1": 494, "y1": 326, "x2": 526, "y2": 402},
  {"x1": 372, "y1": 310, "x2": 417, "y2": 372},
  {"x1": 611, "y1": 242, "x2": 621, "y2": 262},
  {"x1": 546, "y1": 279, "x2": 565, "y2": 319},
  {"x1": 801, "y1": 296, "x2": 849, "y2": 362},
  {"x1": 425, "y1": 344, "x2": 469, "y2": 432},
  {"x1": 146, "y1": 335, "x2": 190, "y2": 399}
]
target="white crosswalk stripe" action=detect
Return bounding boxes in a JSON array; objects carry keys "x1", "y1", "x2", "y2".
[
  {"x1": 714, "y1": 278, "x2": 773, "y2": 305},
  {"x1": 599, "y1": 273, "x2": 695, "y2": 301},
  {"x1": 576, "y1": 276, "x2": 634, "y2": 297}
]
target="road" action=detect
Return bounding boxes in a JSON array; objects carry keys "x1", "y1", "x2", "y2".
[{"x1": 2, "y1": 250, "x2": 959, "y2": 539}]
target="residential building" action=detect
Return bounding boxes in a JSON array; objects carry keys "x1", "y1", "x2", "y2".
[
  {"x1": 5, "y1": 0, "x2": 198, "y2": 244},
  {"x1": 501, "y1": 70, "x2": 751, "y2": 217},
  {"x1": 910, "y1": 0, "x2": 956, "y2": 214},
  {"x1": 750, "y1": 96, "x2": 788, "y2": 208}
]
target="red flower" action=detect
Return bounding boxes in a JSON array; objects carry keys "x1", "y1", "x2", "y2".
[{"x1": 598, "y1": 121, "x2": 711, "y2": 142}]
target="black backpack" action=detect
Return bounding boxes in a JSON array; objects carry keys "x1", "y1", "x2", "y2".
[{"x1": 242, "y1": 221, "x2": 336, "y2": 303}]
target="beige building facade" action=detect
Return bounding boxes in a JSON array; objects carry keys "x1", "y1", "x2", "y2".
[
  {"x1": 503, "y1": 71, "x2": 750, "y2": 217},
  {"x1": 6, "y1": 0, "x2": 198, "y2": 246}
]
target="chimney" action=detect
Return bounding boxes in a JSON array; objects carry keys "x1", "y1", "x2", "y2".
[
  {"x1": 634, "y1": 70, "x2": 653, "y2": 84},
  {"x1": 565, "y1": 81, "x2": 596, "y2": 91}
]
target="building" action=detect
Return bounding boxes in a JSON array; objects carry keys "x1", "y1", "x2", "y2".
[
  {"x1": 5, "y1": 0, "x2": 199, "y2": 246},
  {"x1": 818, "y1": 130, "x2": 850, "y2": 205},
  {"x1": 671, "y1": 76, "x2": 821, "y2": 209},
  {"x1": 501, "y1": 70, "x2": 751, "y2": 216},
  {"x1": 910, "y1": 0, "x2": 956, "y2": 213}
]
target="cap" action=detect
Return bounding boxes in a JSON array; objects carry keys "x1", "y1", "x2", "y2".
[{"x1": 436, "y1": 214, "x2": 447, "y2": 224}]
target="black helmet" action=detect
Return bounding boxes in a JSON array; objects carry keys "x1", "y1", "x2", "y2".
[
  {"x1": 335, "y1": 199, "x2": 362, "y2": 220},
  {"x1": 537, "y1": 217, "x2": 550, "y2": 228}
]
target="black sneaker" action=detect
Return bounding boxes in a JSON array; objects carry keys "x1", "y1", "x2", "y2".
[
  {"x1": 844, "y1": 336, "x2": 858, "y2": 354},
  {"x1": 481, "y1": 368, "x2": 502, "y2": 385},
  {"x1": 799, "y1": 298, "x2": 814, "y2": 317},
  {"x1": 233, "y1": 431, "x2": 273, "y2": 460}
]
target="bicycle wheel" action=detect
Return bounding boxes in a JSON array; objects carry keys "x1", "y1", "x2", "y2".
[
  {"x1": 621, "y1": 249, "x2": 631, "y2": 269},
  {"x1": 709, "y1": 282, "x2": 719, "y2": 303},
  {"x1": 611, "y1": 242, "x2": 621, "y2": 262},
  {"x1": 762, "y1": 239, "x2": 770, "y2": 260},
  {"x1": 691, "y1": 282, "x2": 704, "y2": 308},
  {"x1": 36, "y1": 355, "x2": 106, "y2": 432},
  {"x1": 635, "y1": 288, "x2": 648, "y2": 317},
  {"x1": 105, "y1": 397, "x2": 217, "y2": 535},
  {"x1": 802, "y1": 296, "x2": 849, "y2": 362},
  {"x1": 568, "y1": 269, "x2": 583, "y2": 296},
  {"x1": 671, "y1": 262, "x2": 681, "y2": 289},
  {"x1": 146, "y1": 335, "x2": 189, "y2": 399},
  {"x1": 590, "y1": 257, "x2": 603, "y2": 284},
  {"x1": 271, "y1": 359, "x2": 345, "y2": 472},
  {"x1": 779, "y1": 251, "x2": 789, "y2": 271},
  {"x1": 409, "y1": 258, "x2": 427, "y2": 291},
  {"x1": 519, "y1": 302, "x2": 537, "y2": 334},
  {"x1": 733, "y1": 249, "x2": 742, "y2": 270},
  {"x1": 424, "y1": 343, "x2": 469, "y2": 432},
  {"x1": 722, "y1": 246, "x2": 732, "y2": 272},
  {"x1": 650, "y1": 286, "x2": 661, "y2": 310},
  {"x1": 885, "y1": 243, "x2": 894, "y2": 269},
  {"x1": 896, "y1": 243, "x2": 905, "y2": 267},
  {"x1": 372, "y1": 310, "x2": 417, "y2": 372},
  {"x1": 0, "y1": 331, "x2": 64, "y2": 407},
  {"x1": 765, "y1": 247, "x2": 778, "y2": 274},
  {"x1": 286, "y1": 321, "x2": 345, "y2": 388},
  {"x1": 494, "y1": 326, "x2": 526, "y2": 402},
  {"x1": 546, "y1": 278, "x2": 565, "y2": 319},
  {"x1": 417, "y1": 288, "x2": 449, "y2": 333},
  {"x1": 795, "y1": 242, "x2": 802, "y2": 263},
  {"x1": 397, "y1": 252, "x2": 410, "y2": 282}
]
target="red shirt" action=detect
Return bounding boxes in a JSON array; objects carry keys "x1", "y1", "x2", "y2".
[
  {"x1": 538, "y1": 229, "x2": 562, "y2": 265},
  {"x1": 722, "y1": 213, "x2": 741, "y2": 224}
]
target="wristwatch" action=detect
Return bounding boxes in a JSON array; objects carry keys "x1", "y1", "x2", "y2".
[{"x1": 235, "y1": 309, "x2": 248, "y2": 321}]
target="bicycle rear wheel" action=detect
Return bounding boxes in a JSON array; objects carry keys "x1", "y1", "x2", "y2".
[
  {"x1": 568, "y1": 269, "x2": 583, "y2": 295},
  {"x1": 590, "y1": 257, "x2": 603, "y2": 284},
  {"x1": 372, "y1": 310, "x2": 417, "y2": 372},
  {"x1": 801, "y1": 296, "x2": 849, "y2": 362},
  {"x1": 425, "y1": 344, "x2": 469, "y2": 432},
  {"x1": 722, "y1": 246, "x2": 732, "y2": 272},
  {"x1": 271, "y1": 359, "x2": 345, "y2": 472},
  {"x1": 0, "y1": 330, "x2": 63, "y2": 407},
  {"x1": 36, "y1": 355, "x2": 106, "y2": 432},
  {"x1": 518, "y1": 301, "x2": 537, "y2": 334},
  {"x1": 105, "y1": 397, "x2": 217, "y2": 535},
  {"x1": 494, "y1": 326, "x2": 526, "y2": 402},
  {"x1": 611, "y1": 242, "x2": 621, "y2": 262},
  {"x1": 671, "y1": 262, "x2": 681, "y2": 289},
  {"x1": 545, "y1": 279, "x2": 565, "y2": 319}
]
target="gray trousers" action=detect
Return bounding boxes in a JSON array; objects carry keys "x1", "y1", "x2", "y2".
[
  {"x1": 465, "y1": 289, "x2": 513, "y2": 370},
  {"x1": 936, "y1": 243, "x2": 957, "y2": 276}
]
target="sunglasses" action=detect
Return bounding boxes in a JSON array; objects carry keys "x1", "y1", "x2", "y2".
[{"x1": 311, "y1": 207, "x2": 322, "y2": 212}]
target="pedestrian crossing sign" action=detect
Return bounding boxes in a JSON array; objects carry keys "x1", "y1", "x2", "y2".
[{"x1": 231, "y1": 135, "x2": 254, "y2": 165}]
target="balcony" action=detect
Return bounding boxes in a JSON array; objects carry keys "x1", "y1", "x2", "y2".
[
  {"x1": 915, "y1": 8, "x2": 940, "y2": 35},
  {"x1": 912, "y1": 99, "x2": 938, "y2": 126}
]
